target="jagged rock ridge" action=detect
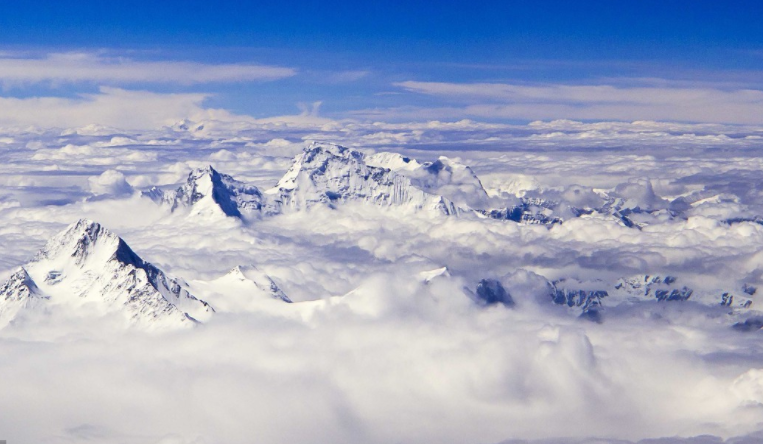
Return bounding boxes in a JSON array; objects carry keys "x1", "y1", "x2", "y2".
[
  {"x1": 265, "y1": 142, "x2": 462, "y2": 214},
  {"x1": 139, "y1": 142, "x2": 763, "y2": 231},
  {"x1": 0, "y1": 219, "x2": 213, "y2": 328},
  {"x1": 144, "y1": 166, "x2": 265, "y2": 218},
  {"x1": 475, "y1": 279, "x2": 515, "y2": 307},
  {"x1": 226, "y1": 265, "x2": 292, "y2": 303}
]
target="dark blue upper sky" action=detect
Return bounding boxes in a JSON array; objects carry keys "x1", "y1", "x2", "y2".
[
  {"x1": 0, "y1": 0, "x2": 762, "y2": 124},
  {"x1": 4, "y1": 1, "x2": 761, "y2": 59}
]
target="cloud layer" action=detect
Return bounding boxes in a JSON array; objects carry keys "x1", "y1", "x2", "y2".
[
  {"x1": 0, "y1": 52, "x2": 296, "y2": 85},
  {"x1": 1, "y1": 113, "x2": 763, "y2": 443},
  {"x1": 0, "y1": 87, "x2": 245, "y2": 129},
  {"x1": 392, "y1": 80, "x2": 763, "y2": 124}
]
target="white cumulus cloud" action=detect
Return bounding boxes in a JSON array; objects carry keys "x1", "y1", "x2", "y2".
[{"x1": 88, "y1": 170, "x2": 134, "y2": 197}]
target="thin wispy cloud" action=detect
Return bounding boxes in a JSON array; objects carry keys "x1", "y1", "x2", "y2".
[
  {"x1": 0, "y1": 87, "x2": 238, "y2": 129},
  {"x1": 328, "y1": 70, "x2": 370, "y2": 83},
  {"x1": 0, "y1": 52, "x2": 296, "y2": 86},
  {"x1": 393, "y1": 80, "x2": 763, "y2": 124}
]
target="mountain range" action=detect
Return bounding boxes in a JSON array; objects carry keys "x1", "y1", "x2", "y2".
[
  {"x1": 144, "y1": 142, "x2": 719, "y2": 229},
  {"x1": 0, "y1": 142, "x2": 758, "y2": 329},
  {"x1": 0, "y1": 219, "x2": 289, "y2": 328}
]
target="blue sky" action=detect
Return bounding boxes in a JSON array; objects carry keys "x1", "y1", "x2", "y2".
[{"x1": 0, "y1": 0, "x2": 762, "y2": 126}]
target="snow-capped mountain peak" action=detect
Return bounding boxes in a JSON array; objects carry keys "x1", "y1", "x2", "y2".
[
  {"x1": 189, "y1": 264, "x2": 292, "y2": 313},
  {"x1": 225, "y1": 265, "x2": 291, "y2": 303},
  {"x1": 270, "y1": 142, "x2": 365, "y2": 194},
  {"x1": 419, "y1": 266, "x2": 451, "y2": 284},
  {"x1": 0, "y1": 219, "x2": 213, "y2": 328},
  {"x1": 267, "y1": 142, "x2": 461, "y2": 214},
  {"x1": 370, "y1": 152, "x2": 492, "y2": 209},
  {"x1": 0, "y1": 267, "x2": 47, "y2": 327},
  {"x1": 366, "y1": 152, "x2": 422, "y2": 172},
  {"x1": 0, "y1": 267, "x2": 42, "y2": 301},
  {"x1": 408, "y1": 156, "x2": 493, "y2": 209},
  {"x1": 145, "y1": 165, "x2": 265, "y2": 219},
  {"x1": 36, "y1": 218, "x2": 123, "y2": 266}
]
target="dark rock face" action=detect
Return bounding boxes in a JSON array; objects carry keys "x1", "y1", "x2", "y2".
[
  {"x1": 273, "y1": 143, "x2": 461, "y2": 215},
  {"x1": 580, "y1": 308, "x2": 603, "y2": 324},
  {"x1": 482, "y1": 198, "x2": 563, "y2": 226},
  {"x1": 475, "y1": 279, "x2": 514, "y2": 307},
  {"x1": 0, "y1": 267, "x2": 43, "y2": 302},
  {"x1": 720, "y1": 292, "x2": 750, "y2": 308},
  {"x1": 143, "y1": 166, "x2": 264, "y2": 219},
  {"x1": 654, "y1": 287, "x2": 693, "y2": 302},
  {"x1": 733, "y1": 317, "x2": 763, "y2": 332},
  {"x1": 615, "y1": 275, "x2": 693, "y2": 302},
  {"x1": 0, "y1": 219, "x2": 213, "y2": 327},
  {"x1": 551, "y1": 280, "x2": 608, "y2": 313}
]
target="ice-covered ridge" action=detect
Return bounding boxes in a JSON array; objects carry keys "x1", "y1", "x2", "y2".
[
  {"x1": 0, "y1": 267, "x2": 47, "y2": 327},
  {"x1": 544, "y1": 274, "x2": 754, "y2": 317},
  {"x1": 226, "y1": 265, "x2": 292, "y2": 303},
  {"x1": 370, "y1": 152, "x2": 493, "y2": 210},
  {"x1": 139, "y1": 142, "x2": 758, "y2": 229},
  {"x1": 266, "y1": 142, "x2": 462, "y2": 215},
  {"x1": 188, "y1": 264, "x2": 292, "y2": 314},
  {"x1": 0, "y1": 219, "x2": 213, "y2": 328},
  {"x1": 366, "y1": 152, "x2": 422, "y2": 172},
  {"x1": 419, "y1": 266, "x2": 451, "y2": 284},
  {"x1": 145, "y1": 165, "x2": 265, "y2": 218}
]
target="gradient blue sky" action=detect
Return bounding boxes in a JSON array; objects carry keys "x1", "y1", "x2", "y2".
[{"x1": 1, "y1": 0, "x2": 762, "y2": 125}]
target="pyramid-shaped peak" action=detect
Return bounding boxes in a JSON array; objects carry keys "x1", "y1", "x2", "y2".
[
  {"x1": 62, "y1": 218, "x2": 103, "y2": 236},
  {"x1": 147, "y1": 165, "x2": 265, "y2": 219},
  {"x1": 228, "y1": 264, "x2": 256, "y2": 278},
  {"x1": 3, "y1": 220, "x2": 214, "y2": 328},
  {"x1": 53, "y1": 218, "x2": 114, "y2": 244},
  {"x1": 178, "y1": 166, "x2": 245, "y2": 218},
  {"x1": 189, "y1": 164, "x2": 219, "y2": 176},
  {"x1": 185, "y1": 165, "x2": 227, "y2": 185},
  {"x1": 33, "y1": 219, "x2": 153, "y2": 273},
  {"x1": 0, "y1": 267, "x2": 42, "y2": 302},
  {"x1": 228, "y1": 264, "x2": 271, "y2": 283},
  {"x1": 37, "y1": 219, "x2": 123, "y2": 263},
  {"x1": 225, "y1": 264, "x2": 291, "y2": 303}
]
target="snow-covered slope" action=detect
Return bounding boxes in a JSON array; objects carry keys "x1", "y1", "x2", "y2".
[
  {"x1": 191, "y1": 265, "x2": 292, "y2": 313},
  {"x1": 366, "y1": 152, "x2": 422, "y2": 172},
  {"x1": 137, "y1": 143, "x2": 747, "y2": 230},
  {"x1": 481, "y1": 198, "x2": 565, "y2": 225},
  {"x1": 610, "y1": 274, "x2": 753, "y2": 307},
  {"x1": 367, "y1": 151, "x2": 570, "y2": 224},
  {"x1": 544, "y1": 273, "x2": 754, "y2": 318},
  {"x1": 369, "y1": 152, "x2": 494, "y2": 209},
  {"x1": 406, "y1": 157, "x2": 494, "y2": 210},
  {"x1": 0, "y1": 268, "x2": 48, "y2": 327},
  {"x1": 419, "y1": 266, "x2": 451, "y2": 284},
  {"x1": 265, "y1": 142, "x2": 462, "y2": 214},
  {"x1": 145, "y1": 166, "x2": 265, "y2": 218},
  {"x1": 0, "y1": 219, "x2": 213, "y2": 328}
]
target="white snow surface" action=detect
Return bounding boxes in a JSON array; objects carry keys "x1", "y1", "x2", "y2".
[
  {"x1": 267, "y1": 142, "x2": 462, "y2": 214},
  {"x1": 1, "y1": 219, "x2": 213, "y2": 329}
]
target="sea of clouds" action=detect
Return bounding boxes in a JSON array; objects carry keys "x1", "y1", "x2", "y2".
[{"x1": 2, "y1": 116, "x2": 763, "y2": 443}]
